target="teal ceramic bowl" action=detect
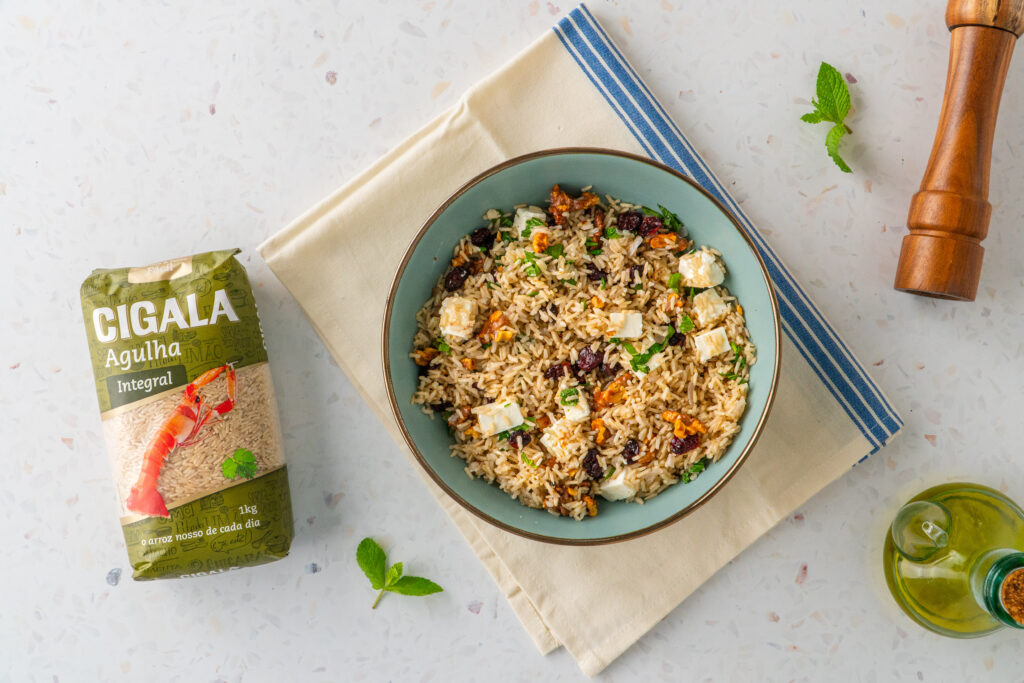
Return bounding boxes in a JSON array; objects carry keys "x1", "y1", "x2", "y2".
[{"x1": 384, "y1": 148, "x2": 780, "y2": 544}]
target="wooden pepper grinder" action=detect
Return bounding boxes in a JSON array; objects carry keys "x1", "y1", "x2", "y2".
[{"x1": 894, "y1": 0, "x2": 1023, "y2": 301}]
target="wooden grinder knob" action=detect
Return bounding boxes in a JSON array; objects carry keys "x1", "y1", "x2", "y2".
[{"x1": 894, "y1": 0, "x2": 1024, "y2": 301}]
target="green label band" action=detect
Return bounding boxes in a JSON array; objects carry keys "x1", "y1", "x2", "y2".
[{"x1": 123, "y1": 466, "x2": 294, "y2": 580}]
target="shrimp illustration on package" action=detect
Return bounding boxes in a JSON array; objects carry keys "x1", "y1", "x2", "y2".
[{"x1": 80, "y1": 249, "x2": 293, "y2": 580}]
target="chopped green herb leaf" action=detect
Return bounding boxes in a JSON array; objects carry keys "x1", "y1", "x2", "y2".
[
  {"x1": 600, "y1": 277, "x2": 607, "y2": 290},
  {"x1": 500, "y1": 215, "x2": 514, "y2": 228},
  {"x1": 589, "y1": 249, "x2": 603, "y2": 256},
  {"x1": 435, "y1": 338, "x2": 451, "y2": 355},
  {"x1": 678, "y1": 315, "x2": 695, "y2": 333},
  {"x1": 559, "y1": 387, "x2": 580, "y2": 406},
  {"x1": 544, "y1": 243, "x2": 565, "y2": 258},
  {"x1": 667, "y1": 273, "x2": 682, "y2": 293},
  {"x1": 632, "y1": 284, "x2": 643, "y2": 291},
  {"x1": 603, "y1": 466, "x2": 616, "y2": 481},
  {"x1": 526, "y1": 290, "x2": 539, "y2": 297},
  {"x1": 521, "y1": 453, "x2": 538, "y2": 468},
  {"x1": 500, "y1": 231, "x2": 514, "y2": 243},
  {"x1": 486, "y1": 281, "x2": 499, "y2": 290},
  {"x1": 585, "y1": 238, "x2": 598, "y2": 248},
  {"x1": 627, "y1": 325, "x2": 676, "y2": 373},
  {"x1": 603, "y1": 226, "x2": 620, "y2": 239},
  {"x1": 561, "y1": 278, "x2": 578, "y2": 286}
]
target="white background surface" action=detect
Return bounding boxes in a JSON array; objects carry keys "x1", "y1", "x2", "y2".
[{"x1": 3, "y1": 0, "x2": 1024, "y2": 680}]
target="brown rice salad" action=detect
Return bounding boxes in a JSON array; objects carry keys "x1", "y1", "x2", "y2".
[{"x1": 411, "y1": 184, "x2": 755, "y2": 520}]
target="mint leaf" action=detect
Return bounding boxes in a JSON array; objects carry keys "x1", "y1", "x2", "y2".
[
  {"x1": 357, "y1": 538, "x2": 387, "y2": 590},
  {"x1": 825, "y1": 123, "x2": 852, "y2": 173},
  {"x1": 387, "y1": 576, "x2": 444, "y2": 597},
  {"x1": 385, "y1": 561, "x2": 403, "y2": 586},
  {"x1": 815, "y1": 62, "x2": 850, "y2": 123},
  {"x1": 800, "y1": 61, "x2": 854, "y2": 173},
  {"x1": 544, "y1": 243, "x2": 564, "y2": 258}
]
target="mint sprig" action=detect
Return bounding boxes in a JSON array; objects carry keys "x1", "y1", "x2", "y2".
[
  {"x1": 801, "y1": 62, "x2": 853, "y2": 173},
  {"x1": 357, "y1": 538, "x2": 443, "y2": 609}
]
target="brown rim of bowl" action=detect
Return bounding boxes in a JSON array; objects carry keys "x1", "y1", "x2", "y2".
[{"x1": 382, "y1": 147, "x2": 782, "y2": 545}]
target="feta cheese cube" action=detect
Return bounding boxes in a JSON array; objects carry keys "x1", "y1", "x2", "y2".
[
  {"x1": 678, "y1": 250, "x2": 725, "y2": 288},
  {"x1": 607, "y1": 310, "x2": 644, "y2": 339},
  {"x1": 692, "y1": 288, "x2": 730, "y2": 328},
  {"x1": 439, "y1": 296, "x2": 478, "y2": 341},
  {"x1": 472, "y1": 400, "x2": 524, "y2": 437},
  {"x1": 513, "y1": 207, "x2": 547, "y2": 237},
  {"x1": 599, "y1": 468, "x2": 636, "y2": 501},
  {"x1": 561, "y1": 388, "x2": 590, "y2": 423},
  {"x1": 693, "y1": 327, "x2": 731, "y2": 363},
  {"x1": 540, "y1": 418, "x2": 576, "y2": 461}
]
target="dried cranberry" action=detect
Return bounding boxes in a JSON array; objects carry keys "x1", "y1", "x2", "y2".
[
  {"x1": 587, "y1": 266, "x2": 608, "y2": 282},
  {"x1": 668, "y1": 332, "x2": 685, "y2": 346},
  {"x1": 544, "y1": 361, "x2": 570, "y2": 380},
  {"x1": 617, "y1": 211, "x2": 642, "y2": 232},
  {"x1": 638, "y1": 215, "x2": 663, "y2": 238},
  {"x1": 670, "y1": 434, "x2": 701, "y2": 455},
  {"x1": 444, "y1": 265, "x2": 470, "y2": 291},
  {"x1": 430, "y1": 401, "x2": 453, "y2": 413},
  {"x1": 622, "y1": 438, "x2": 640, "y2": 463},
  {"x1": 576, "y1": 346, "x2": 600, "y2": 372},
  {"x1": 469, "y1": 227, "x2": 495, "y2": 249},
  {"x1": 547, "y1": 303, "x2": 559, "y2": 316},
  {"x1": 629, "y1": 264, "x2": 644, "y2": 284},
  {"x1": 510, "y1": 431, "x2": 532, "y2": 450},
  {"x1": 582, "y1": 448, "x2": 604, "y2": 480}
]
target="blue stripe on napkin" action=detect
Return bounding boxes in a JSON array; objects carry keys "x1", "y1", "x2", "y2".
[{"x1": 554, "y1": 5, "x2": 902, "y2": 453}]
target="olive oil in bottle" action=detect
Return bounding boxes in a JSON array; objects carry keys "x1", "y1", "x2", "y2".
[{"x1": 883, "y1": 482, "x2": 1024, "y2": 637}]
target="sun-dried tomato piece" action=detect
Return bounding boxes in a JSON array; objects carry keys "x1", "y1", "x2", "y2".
[
  {"x1": 648, "y1": 233, "x2": 677, "y2": 249},
  {"x1": 548, "y1": 184, "x2": 572, "y2": 226},
  {"x1": 594, "y1": 373, "x2": 630, "y2": 409},
  {"x1": 412, "y1": 348, "x2": 439, "y2": 366},
  {"x1": 478, "y1": 310, "x2": 511, "y2": 342}
]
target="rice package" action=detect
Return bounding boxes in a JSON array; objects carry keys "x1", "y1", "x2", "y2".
[{"x1": 80, "y1": 249, "x2": 293, "y2": 579}]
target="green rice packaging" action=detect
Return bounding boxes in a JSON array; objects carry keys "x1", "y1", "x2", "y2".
[{"x1": 80, "y1": 249, "x2": 294, "y2": 580}]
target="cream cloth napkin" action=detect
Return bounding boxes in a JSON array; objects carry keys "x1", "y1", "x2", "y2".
[{"x1": 260, "y1": 6, "x2": 901, "y2": 675}]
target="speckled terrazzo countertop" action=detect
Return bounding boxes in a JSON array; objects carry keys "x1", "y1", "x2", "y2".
[{"x1": 3, "y1": 0, "x2": 1024, "y2": 680}]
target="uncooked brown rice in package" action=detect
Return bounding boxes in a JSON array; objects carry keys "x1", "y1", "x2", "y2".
[{"x1": 80, "y1": 249, "x2": 293, "y2": 580}]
